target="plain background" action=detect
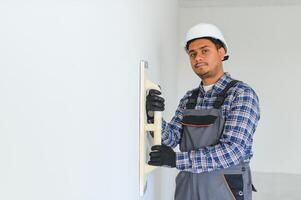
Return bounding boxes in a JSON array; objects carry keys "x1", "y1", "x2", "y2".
[
  {"x1": 0, "y1": 0, "x2": 178, "y2": 200},
  {"x1": 1, "y1": 0, "x2": 301, "y2": 200}
]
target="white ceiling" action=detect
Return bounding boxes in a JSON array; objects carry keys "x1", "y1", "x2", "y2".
[{"x1": 179, "y1": 0, "x2": 301, "y2": 7}]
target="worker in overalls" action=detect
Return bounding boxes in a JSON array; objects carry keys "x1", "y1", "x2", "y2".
[{"x1": 146, "y1": 23, "x2": 260, "y2": 200}]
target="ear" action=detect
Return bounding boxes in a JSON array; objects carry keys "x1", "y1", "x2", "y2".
[{"x1": 218, "y1": 47, "x2": 226, "y2": 61}]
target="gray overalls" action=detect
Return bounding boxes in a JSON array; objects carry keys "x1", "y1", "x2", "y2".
[{"x1": 175, "y1": 80, "x2": 256, "y2": 200}]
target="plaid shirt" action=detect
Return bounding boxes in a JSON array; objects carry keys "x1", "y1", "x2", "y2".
[{"x1": 162, "y1": 72, "x2": 260, "y2": 173}]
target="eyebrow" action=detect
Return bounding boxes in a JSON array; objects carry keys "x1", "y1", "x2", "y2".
[{"x1": 188, "y1": 45, "x2": 210, "y2": 54}]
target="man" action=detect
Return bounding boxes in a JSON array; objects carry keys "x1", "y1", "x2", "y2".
[{"x1": 146, "y1": 23, "x2": 260, "y2": 200}]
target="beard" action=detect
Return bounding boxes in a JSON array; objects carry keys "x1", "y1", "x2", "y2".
[
  {"x1": 197, "y1": 71, "x2": 211, "y2": 79},
  {"x1": 193, "y1": 65, "x2": 211, "y2": 79}
]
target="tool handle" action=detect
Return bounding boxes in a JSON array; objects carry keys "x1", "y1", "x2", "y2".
[{"x1": 144, "y1": 80, "x2": 162, "y2": 173}]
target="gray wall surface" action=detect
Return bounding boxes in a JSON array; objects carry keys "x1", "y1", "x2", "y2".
[
  {"x1": 1, "y1": 1, "x2": 300, "y2": 200},
  {"x1": 0, "y1": 1, "x2": 179, "y2": 200}
]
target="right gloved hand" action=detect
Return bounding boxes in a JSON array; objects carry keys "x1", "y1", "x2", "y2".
[
  {"x1": 146, "y1": 89, "x2": 165, "y2": 123},
  {"x1": 148, "y1": 145, "x2": 176, "y2": 168}
]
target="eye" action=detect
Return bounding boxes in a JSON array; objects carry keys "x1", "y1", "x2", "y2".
[
  {"x1": 189, "y1": 52, "x2": 196, "y2": 58},
  {"x1": 202, "y1": 49, "x2": 209, "y2": 54}
]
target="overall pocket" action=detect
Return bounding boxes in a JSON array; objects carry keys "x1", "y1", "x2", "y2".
[
  {"x1": 180, "y1": 114, "x2": 221, "y2": 149},
  {"x1": 181, "y1": 115, "x2": 217, "y2": 127},
  {"x1": 223, "y1": 174, "x2": 244, "y2": 200}
]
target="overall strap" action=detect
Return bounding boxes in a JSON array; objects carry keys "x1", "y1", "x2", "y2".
[
  {"x1": 185, "y1": 88, "x2": 200, "y2": 109},
  {"x1": 213, "y1": 80, "x2": 240, "y2": 109}
]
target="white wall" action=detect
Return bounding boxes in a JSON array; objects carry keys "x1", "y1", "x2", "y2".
[
  {"x1": 179, "y1": 5, "x2": 301, "y2": 174},
  {"x1": 139, "y1": 0, "x2": 179, "y2": 200},
  {"x1": 0, "y1": 1, "x2": 178, "y2": 200}
]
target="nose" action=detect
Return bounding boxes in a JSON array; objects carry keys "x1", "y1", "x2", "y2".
[{"x1": 195, "y1": 52, "x2": 205, "y2": 62}]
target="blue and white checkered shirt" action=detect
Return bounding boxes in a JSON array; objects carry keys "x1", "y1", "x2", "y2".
[{"x1": 162, "y1": 72, "x2": 260, "y2": 173}]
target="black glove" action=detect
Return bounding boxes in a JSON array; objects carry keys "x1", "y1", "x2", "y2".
[
  {"x1": 146, "y1": 89, "x2": 165, "y2": 123},
  {"x1": 148, "y1": 145, "x2": 176, "y2": 168}
]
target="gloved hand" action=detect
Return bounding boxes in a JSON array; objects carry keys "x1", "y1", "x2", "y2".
[
  {"x1": 148, "y1": 145, "x2": 176, "y2": 168},
  {"x1": 146, "y1": 89, "x2": 165, "y2": 123}
]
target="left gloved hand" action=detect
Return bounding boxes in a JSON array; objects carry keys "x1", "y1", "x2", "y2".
[
  {"x1": 146, "y1": 89, "x2": 165, "y2": 123},
  {"x1": 148, "y1": 145, "x2": 176, "y2": 168}
]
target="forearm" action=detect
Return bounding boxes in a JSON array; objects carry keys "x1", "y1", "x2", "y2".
[
  {"x1": 161, "y1": 119, "x2": 182, "y2": 148},
  {"x1": 161, "y1": 93, "x2": 188, "y2": 148},
  {"x1": 175, "y1": 141, "x2": 245, "y2": 173}
]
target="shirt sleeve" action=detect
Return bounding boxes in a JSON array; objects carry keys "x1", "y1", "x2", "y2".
[
  {"x1": 161, "y1": 91, "x2": 190, "y2": 148},
  {"x1": 176, "y1": 88, "x2": 260, "y2": 173}
]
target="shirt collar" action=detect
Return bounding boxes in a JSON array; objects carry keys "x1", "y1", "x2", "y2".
[{"x1": 199, "y1": 72, "x2": 233, "y2": 95}]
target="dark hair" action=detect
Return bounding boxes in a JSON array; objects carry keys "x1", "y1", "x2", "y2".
[{"x1": 185, "y1": 37, "x2": 225, "y2": 52}]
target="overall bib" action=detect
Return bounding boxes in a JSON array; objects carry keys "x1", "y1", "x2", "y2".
[{"x1": 175, "y1": 80, "x2": 255, "y2": 200}]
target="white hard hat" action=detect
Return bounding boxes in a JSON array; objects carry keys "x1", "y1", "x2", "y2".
[{"x1": 185, "y1": 23, "x2": 229, "y2": 60}]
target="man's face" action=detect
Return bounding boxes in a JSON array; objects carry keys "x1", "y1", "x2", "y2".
[{"x1": 187, "y1": 38, "x2": 225, "y2": 81}]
